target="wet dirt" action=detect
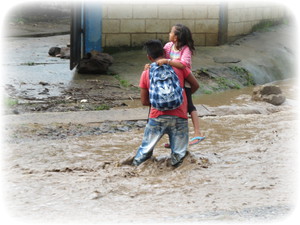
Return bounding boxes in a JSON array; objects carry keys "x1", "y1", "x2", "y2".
[
  {"x1": 2, "y1": 79, "x2": 299, "y2": 223},
  {"x1": 2, "y1": 34, "x2": 140, "y2": 114},
  {"x1": 2, "y1": 105, "x2": 298, "y2": 223}
]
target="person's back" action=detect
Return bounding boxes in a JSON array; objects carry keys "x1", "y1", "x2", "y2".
[
  {"x1": 132, "y1": 40, "x2": 199, "y2": 167},
  {"x1": 148, "y1": 62, "x2": 184, "y2": 111},
  {"x1": 139, "y1": 62, "x2": 189, "y2": 119}
]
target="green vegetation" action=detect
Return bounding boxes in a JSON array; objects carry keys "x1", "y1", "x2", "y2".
[
  {"x1": 215, "y1": 77, "x2": 241, "y2": 90},
  {"x1": 251, "y1": 19, "x2": 285, "y2": 32},
  {"x1": 95, "y1": 104, "x2": 110, "y2": 110},
  {"x1": 198, "y1": 83, "x2": 213, "y2": 95},
  {"x1": 4, "y1": 97, "x2": 18, "y2": 107},
  {"x1": 197, "y1": 68, "x2": 209, "y2": 74},
  {"x1": 113, "y1": 75, "x2": 139, "y2": 91},
  {"x1": 114, "y1": 75, "x2": 130, "y2": 88},
  {"x1": 229, "y1": 66, "x2": 255, "y2": 86},
  {"x1": 245, "y1": 72, "x2": 255, "y2": 86},
  {"x1": 195, "y1": 65, "x2": 256, "y2": 95},
  {"x1": 22, "y1": 62, "x2": 35, "y2": 66},
  {"x1": 203, "y1": 89, "x2": 213, "y2": 95}
]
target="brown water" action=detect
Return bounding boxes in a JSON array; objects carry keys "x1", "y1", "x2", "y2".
[
  {"x1": 2, "y1": 80, "x2": 299, "y2": 223},
  {"x1": 121, "y1": 79, "x2": 298, "y2": 109}
]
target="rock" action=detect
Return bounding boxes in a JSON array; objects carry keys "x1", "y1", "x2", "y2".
[
  {"x1": 77, "y1": 51, "x2": 114, "y2": 74},
  {"x1": 12, "y1": 109, "x2": 20, "y2": 114},
  {"x1": 261, "y1": 94, "x2": 286, "y2": 106},
  {"x1": 252, "y1": 84, "x2": 285, "y2": 105},
  {"x1": 58, "y1": 47, "x2": 70, "y2": 59},
  {"x1": 48, "y1": 47, "x2": 70, "y2": 59},
  {"x1": 90, "y1": 190, "x2": 102, "y2": 200},
  {"x1": 39, "y1": 81, "x2": 49, "y2": 86},
  {"x1": 48, "y1": 47, "x2": 61, "y2": 56},
  {"x1": 135, "y1": 120, "x2": 147, "y2": 128},
  {"x1": 38, "y1": 88, "x2": 50, "y2": 95},
  {"x1": 258, "y1": 85, "x2": 282, "y2": 95},
  {"x1": 213, "y1": 56, "x2": 241, "y2": 63}
]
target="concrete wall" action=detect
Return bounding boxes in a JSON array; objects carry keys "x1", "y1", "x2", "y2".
[
  {"x1": 101, "y1": 2, "x2": 288, "y2": 48},
  {"x1": 102, "y1": 3, "x2": 220, "y2": 48},
  {"x1": 228, "y1": 2, "x2": 287, "y2": 41}
]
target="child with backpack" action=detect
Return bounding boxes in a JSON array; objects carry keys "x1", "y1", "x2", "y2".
[
  {"x1": 157, "y1": 24, "x2": 205, "y2": 146},
  {"x1": 132, "y1": 40, "x2": 199, "y2": 167}
]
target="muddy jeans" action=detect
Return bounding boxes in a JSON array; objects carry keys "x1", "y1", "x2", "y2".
[{"x1": 132, "y1": 115, "x2": 188, "y2": 166}]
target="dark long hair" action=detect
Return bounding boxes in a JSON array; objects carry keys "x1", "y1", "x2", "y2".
[{"x1": 173, "y1": 24, "x2": 195, "y2": 54}]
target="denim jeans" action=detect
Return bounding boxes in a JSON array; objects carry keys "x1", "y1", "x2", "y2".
[{"x1": 132, "y1": 115, "x2": 188, "y2": 166}]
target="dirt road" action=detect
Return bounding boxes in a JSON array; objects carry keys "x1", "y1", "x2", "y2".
[
  {"x1": 2, "y1": 104, "x2": 298, "y2": 223},
  {"x1": 2, "y1": 78, "x2": 299, "y2": 223}
]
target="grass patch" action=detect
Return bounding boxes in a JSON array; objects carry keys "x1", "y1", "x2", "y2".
[
  {"x1": 229, "y1": 66, "x2": 255, "y2": 86},
  {"x1": 4, "y1": 97, "x2": 18, "y2": 107},
  {"x1": 114, "y1": 75, "x2": 130, "y2": 88},
  {"x1": 95, "y1": 104, "x2": 110, "y2": 110},
  {"x1": 251, "y1": 19, "x2": 285, "y2": 32},
  {"x1": 22, "y1": 62, "x2": 35, "y2": 66},
  {"x1": 203, "y1": 89, "x2": 213, "y2": 95},
  {"x1": 215, "y1": 77, "x2": 241, "y2": 90}
]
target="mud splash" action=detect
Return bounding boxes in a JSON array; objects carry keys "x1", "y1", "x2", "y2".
[{"x1": 3, "y1": 106, "x2": 298, "y2": 223}]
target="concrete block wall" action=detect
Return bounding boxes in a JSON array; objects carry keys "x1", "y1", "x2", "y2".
[
  {"x1": 228, "y1": 2, "x2": 287, "y2": 39},
  {"x1": 102, "y1": 3, "x2": 220, "y2": 48},
  {"x1": 101, "y1": 2, "x2": 288, "y2": 48}
]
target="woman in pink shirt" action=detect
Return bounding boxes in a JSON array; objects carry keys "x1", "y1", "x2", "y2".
[{"x1": 157, "y1": 24, "x2": 205, "y2": 146}]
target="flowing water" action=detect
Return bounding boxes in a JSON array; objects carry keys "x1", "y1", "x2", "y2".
[{"x1": 2, "y1": 79, "x2": 299, "y2": 223}]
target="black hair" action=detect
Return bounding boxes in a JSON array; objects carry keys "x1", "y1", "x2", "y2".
[
  {"x1": 173, "y1": 24, "x2": 195, "y2": 54},
  {"x1": 144, "y1": 39, "x2": 164, "y2": 59}
]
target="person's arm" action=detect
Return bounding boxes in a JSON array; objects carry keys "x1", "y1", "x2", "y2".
[
  {"x1": 140, "y1": 88, "x2": 150, "y2": 106},
  {"x1": 143, "y1": 63, "x2": 150, "y2": 71},
  {"x1": 156, "y1": 46, "x2": 191, "y2": 69},
  {"x1": 185, "y1": 73, "x2": 199, "y2": 94},
  {"x1": 156, "y1": 58, "x2": 185, "y2": 69},
  {"x1": 180, "y1": 46, "x2": 192, "y2": 68}
]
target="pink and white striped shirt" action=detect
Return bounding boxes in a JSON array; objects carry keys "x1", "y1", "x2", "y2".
[
  {"x1": 164, "y1": 42, "x2": 193, "y2": 87},
  {"x1": 164, "y1": 42, "x2": 192, "y2": 69}
]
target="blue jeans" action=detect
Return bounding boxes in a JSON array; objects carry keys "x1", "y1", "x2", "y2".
[{"x1": 132, "y1": 115, "x2": 188, "y2": 166}]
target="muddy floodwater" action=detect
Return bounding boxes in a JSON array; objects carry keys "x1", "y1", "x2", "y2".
[{"x1": 2, "y1": 79, "x2": 299, "y2": 224}]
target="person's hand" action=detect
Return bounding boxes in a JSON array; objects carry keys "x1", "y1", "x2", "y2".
[
  {"x1": 144, "y1": 63, "x2": 150, "y2": 70},
  {"x1": 156, "y1": 58, "x2": 167, "y2": 66}
]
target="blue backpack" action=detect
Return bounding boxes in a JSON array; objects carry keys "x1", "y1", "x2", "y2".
[{"x1": 149, "y1": 62, "x2": 183, "y2": 111}]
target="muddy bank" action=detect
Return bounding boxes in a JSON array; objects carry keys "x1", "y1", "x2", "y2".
[
  {"x1": 4, "y1": 120, "x2": 147, "y2": 143},
  {"x1": 4, "y1": 94, "x2": 296, "y2": 143},
  {"x1": 4, "y1": 75, "x2": 140, "y2": 114}
]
